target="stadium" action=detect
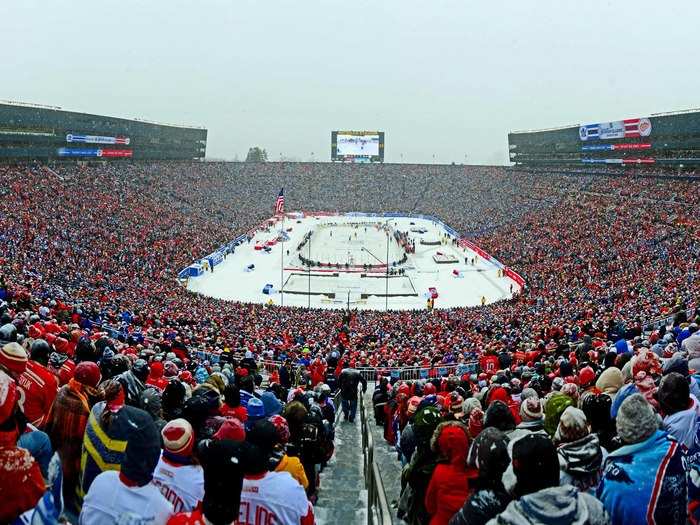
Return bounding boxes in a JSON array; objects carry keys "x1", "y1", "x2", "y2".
[{"x1": 1, "y1": 4, "x2": 700, "y2": 524}]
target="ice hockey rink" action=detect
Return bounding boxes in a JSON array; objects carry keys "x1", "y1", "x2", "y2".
[{"x1": 186, "y1": 214, "x2": 521, "y2": 310}]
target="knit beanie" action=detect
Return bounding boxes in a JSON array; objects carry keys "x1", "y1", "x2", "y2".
[
  {"x1": 413, "y1": 405, "x2": 442, "y2": 443},
  {"x1": 520, "y1": 396, "x2": 543, "y2": 422},
  {"x1": 467, "y1": 427, "x2": 510, "y2": 480},
  {"x1": 520, "y1": 388, "x2": 538, "y2": 402},
  {"x1": 663, "y1": 353, "x2": 690, "y2": 378},
  {"x1": 616, "y1": 393, "x2": 658, "y2": 444},
  {"x1": 199, "y1": 439, "x2": 248, "y2": 525},
  {"x1": 595, "y1": 367, "x2": 623, "y2": 396},
  {"x1": 544, "y1": 392, "x2": 574, "y2": 436},
  {"x1": 162, "y1": 418, "x2": 195, "y2": 457},
  {"x1": 484, "y1": 400, "x2": 516, "y2": 432},
  {"x1": 554, "y1": 406, "x2": 589, "y2": 444},
  {"x1": 214, "y1": 417, "x2": 246, "y2": 442},
  {"x1": 0, "y1": 342, "x2": 28, "y2": 376}
]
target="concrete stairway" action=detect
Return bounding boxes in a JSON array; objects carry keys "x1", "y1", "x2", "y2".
[{"x1": 314, "y1": 406, "x2": 367, "y2": 525}]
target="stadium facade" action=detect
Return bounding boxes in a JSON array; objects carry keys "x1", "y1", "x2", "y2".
[
  {"x1": 509, "y1": 108, "x2": 700, "y2": 168},
  {"x1": 0, "y1": 101, "x2": 206, "y2": 161}
]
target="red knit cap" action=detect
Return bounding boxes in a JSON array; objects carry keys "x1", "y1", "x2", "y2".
[
  {"x1": 0, "y1": 343, "x2": 28, "y2": 376},
  {"x1": 162, "y1": 418, "x2": 195, "y2": 456}
]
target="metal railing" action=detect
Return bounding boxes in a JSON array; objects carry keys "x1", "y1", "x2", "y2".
[{"x1": 360, "y1": 389, "x2": 393, "y2": 525}]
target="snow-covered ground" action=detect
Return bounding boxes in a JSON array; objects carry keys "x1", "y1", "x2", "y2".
[{"x1": 186, "y1": 214, "x2": 520, "y2": 310}]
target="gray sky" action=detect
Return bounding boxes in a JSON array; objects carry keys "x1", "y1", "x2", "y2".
[{"x1": 1, "y1": 0, "x2": 697, "y2": 164}]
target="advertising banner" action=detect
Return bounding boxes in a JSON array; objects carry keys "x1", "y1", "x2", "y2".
[
  {"x1": 57, "y1": 147, "x2": 133, "y2": 158},
  {"x1": 579, "y1": 118, "x2": 652, "y2": 141},
  {"x1": 582, "y1": 157, "x2": 655, "y2": 164},
  {"x1": 66, "y1": 133, "x2": 130, "y2": 145},
  {"x1": 581, "y1": 143, "x2": 652, "y2": 151}
]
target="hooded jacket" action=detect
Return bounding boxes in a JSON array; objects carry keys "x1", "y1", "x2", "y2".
[
  {"x1": 662, "y1": 394, "x2": 700, "y2": 452},
  {"x1": 557, "y1": 433, "x2": 603, "y2": 492},
  {"x1": 486, "y1": 485, "x2": 608, "y2": 525},
  {"x1": 597, "y1": 429, "x2": 687, "y2": 525},
  {"x1": 425, "y1": 421, "x2": 478, "y2": 525}
]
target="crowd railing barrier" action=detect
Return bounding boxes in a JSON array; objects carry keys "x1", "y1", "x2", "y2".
[{"x1": 360, "y1": 387, "x2": 393, "y2": 525}]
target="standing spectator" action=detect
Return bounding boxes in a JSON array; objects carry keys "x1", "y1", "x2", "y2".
[
  {"x1": 167, "y1": 439, "x2": 249, "y2": 525},
  {"x1": 80, "y1": 409, "x2": 172, "y2": 524},
  {"x1": 425, "y1": 422, "x2": 477, "y2": 525},
  {"x1": 0, "y1": 370, "x2": 45, "y2": 523},
  {"x1": 338, "y1": 365, "x2": 367, "y2": 423},
  {"x1": 597, "y1": 394, "x2": 687, "y2": 525},
  {"x1": 488, "y1": 434, "x2": 608, "y2": 525},
  {"x1": 240, "y1": 420, "x2": 315, "y2": 524},
  {"x1": 16, "y1": 338, "x2": 58, "y2": 428},
  {"x1": 44, "y1": 361, "x2": 102, "y2": 515},
  {"x1": 449, "y1": 428, "x2": 511, "y2": 525},
  {"x1": 153, "y1": 419, "x2": 204, "y2": 513}
]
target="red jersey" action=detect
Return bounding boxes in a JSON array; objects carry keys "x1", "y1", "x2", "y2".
[
  {"x1": 479, "y1": 355, "x2": 500, "y2": 375},
  {"x1": 17, "y1": 360, "x2": 58, "y2": 427}
]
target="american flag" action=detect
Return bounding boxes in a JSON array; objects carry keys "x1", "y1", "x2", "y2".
[{"x1": 274, "y1": 188, "x2": 285, "y2": 215}]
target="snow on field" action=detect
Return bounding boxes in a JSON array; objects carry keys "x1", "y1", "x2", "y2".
[{"x1": 186, "y1": 214, "x2": 520, "y2": 310}]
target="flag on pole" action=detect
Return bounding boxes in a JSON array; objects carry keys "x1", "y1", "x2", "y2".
[{"x1": 274, "y1": 188, "x2": 285, "y2": 215}]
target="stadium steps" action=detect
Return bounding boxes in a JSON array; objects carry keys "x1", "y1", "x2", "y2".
[
  {"x1": 363, "y1": 387, "x2": 406, "y2": 524},
  {"x1": 314, "y1": 408, "x2": 367, "y2": 525}
]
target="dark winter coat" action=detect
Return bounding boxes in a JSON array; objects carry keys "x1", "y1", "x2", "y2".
[{"x1": 448, "y1": 481, "x2": 511, "y2": 525}]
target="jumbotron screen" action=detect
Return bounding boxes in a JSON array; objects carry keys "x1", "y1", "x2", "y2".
[{"x1": 331, "y1": 131, "x2": 384, "y2": 162}]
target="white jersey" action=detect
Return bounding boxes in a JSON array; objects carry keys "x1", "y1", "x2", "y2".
[
  {"x1": 239, "y1": 471, "x2": 314, "y2": 525},
  {"x1": 152, "y1": 455, "x2": 204, "y2": 513},
  {"x1": 79, "y1": 471, "x2": 173, "y2": 525}
]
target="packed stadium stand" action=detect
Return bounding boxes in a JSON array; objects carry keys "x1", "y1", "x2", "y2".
[
  {"x1": 0, "y1": 101, "x2": 206, "y2": 160},
  {"x1": 2, "y1": 110, "x2": 700, "y2": 524},
  {"x1": 509, "y1": 108, "x2": 700, "y2": 170}
]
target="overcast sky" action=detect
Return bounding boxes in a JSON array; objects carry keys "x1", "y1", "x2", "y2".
[{"x1": 1, "y1": 1, "x2": 697, "y2": 164}]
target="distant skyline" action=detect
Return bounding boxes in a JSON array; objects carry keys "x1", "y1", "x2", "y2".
[{"x1": 2, "y1": 0, "x2": 698, "y2": 164}]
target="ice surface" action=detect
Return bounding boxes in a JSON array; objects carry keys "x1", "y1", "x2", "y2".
[{"x1": 186, "y1": 215, "x2": 520, "y2": 310}]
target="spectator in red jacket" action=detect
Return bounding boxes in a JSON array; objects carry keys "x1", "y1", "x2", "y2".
[
  {"x1": 425, "y1": 421, "x2": 477, "y2": 525},
  {"x1": 17, "y1": 339, "x2": 58, "y2": 428},
  {"x1": 0, "y1": 370, "x2": 46, "y2": 523}
]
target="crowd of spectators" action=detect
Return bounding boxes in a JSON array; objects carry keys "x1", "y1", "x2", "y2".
[{"x1": 0, "y1": 159, "x2": 698, "y2": 523}]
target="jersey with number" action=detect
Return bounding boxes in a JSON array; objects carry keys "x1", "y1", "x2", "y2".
[
  {"x1": 152, "y1": 455, "x2": 204, "y2": 513},
  {"x1": 238, "y1": 471, "x2": 314, "y2": 525}
]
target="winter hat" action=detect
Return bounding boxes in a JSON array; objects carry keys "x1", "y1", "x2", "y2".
[
  {"x1": 512, "y1": 433, "x2": 560, "y2": 497},
  {"x1": 467, "y1": 427, "x2": 510, "y2": 480},
  {"x1": 657, "y1": 372, "x2": 690, "y2": 417},
  {"x1": 246, "y1": 419, "x2": 279, "y2": 457},
  {"x1": 205, "y1": 374, "x2": 227, "y2": 395},
  {"x1": 198, "y1": 439, "x2": 248, "y2": 525},
  {"x1": 261, "y1": 391, "x2": 283, "y2": 417},
  {"x1": 140, "y1": 388, "x2": 163, "y2": 421},
  {"x1": 520, "y1": 396, "x2": 543, "y2": 422},
  {"x1": 268, "y1": 415, "x2": 291, "y2": 444},
  {"x1": 214, "y1": 417, "x2": 246, "y2": 442},
  {"x1": 544, "y1": 392, "x2": 574, "y2": 436},
  {"x1": 74, "y1": 361, "x2": 102, "y2": 388},
  {"x1": 468, "y1": 407, "x2": 484, "y2": 439},
  {"x1": 616, "y1": 393, "x2": 658, "y2": 444},
  {"x1": 407, "y1": 396, "x2": 422, "y2": 416},
  {"x1": 484, "y1": 400, "x2": 516, "y2": 432},
  {"x1": 633, "y1": 350, "x2": 662, "y2": 377},
  {"x1": 0, "y1": 370, "x2": 18, "y2": 424},
  {"x1": 560, "y1": 382, "x2": 579, "y2": 401},
  {"x1": 461, "y1": 397, "x2": 482, "y2": 418},
  {"x1": 595, "y1": 367, "x2": 623, "y2": 396},
  {"x1": 0, "y1": 342, "x2": 28, "y2": 376},
  {"x1": 520, "y1": 388, "x2": 538, "y2": 402},
  {"x1": 431, "y1": 422, "x2": 469, "y2": 466},
  {"x1": 554, "y1": 406, "x2": 589, "y2": 444},
  {"x1": 121, "y1": 409, "x2": 161, "y2": 486},
  {"x1": 413, "y1": 405, "x2": 442, "y2": 442},
  {"x1": 551, "y1": 377, "x2": 565, "y2": 392},
  {"x1": 162, "y1": 418, "x2": 195, "y2": 457},
  {"x1": 663, "y1": 353, "x2": 690, "y2": 378},
  {"x1": 246, "y1": 398, "x2": 266, "y2": 431}
]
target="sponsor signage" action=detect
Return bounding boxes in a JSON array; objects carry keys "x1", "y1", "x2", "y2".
[
  {"x1": 579, "y1": 118, "x2": 652, "y2": 141},
  {"x1": 66, "y1": 133, "x2": 130, "y2": 145},
  {"x1": 581, "y1": 157, "x2": 655, "y2": 164},
  {"x1": 581, "y1": 143, "x2": 652, "y2": 151},
  {"x1": 57, "y1": 147, "x2": 133, "y2": 158}
]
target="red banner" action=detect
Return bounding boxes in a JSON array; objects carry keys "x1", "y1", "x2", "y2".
[{"x1": 100, "y1": 149, "x2": 133, "y2": 158}]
